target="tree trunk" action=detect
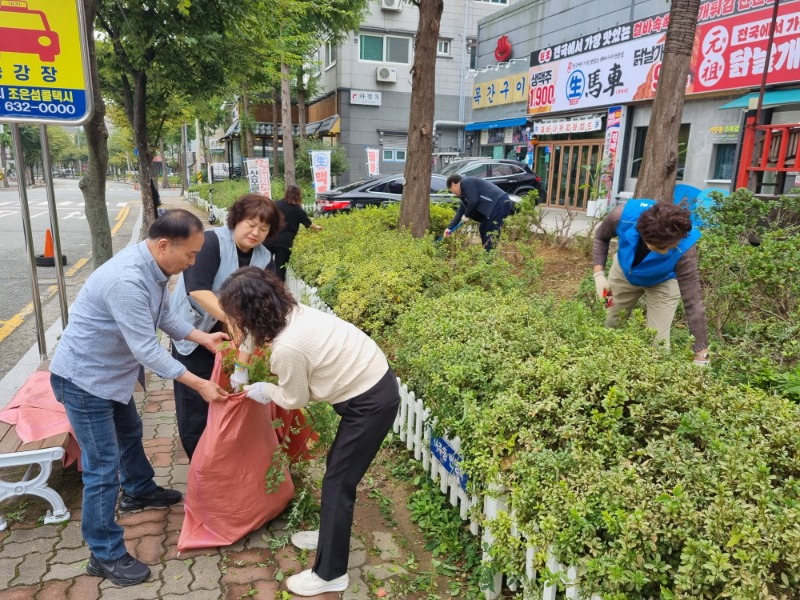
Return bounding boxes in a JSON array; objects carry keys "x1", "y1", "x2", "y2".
[
  {"x1": 132, "y1": 71, "x2": 157, "y2": 237},
  {"x1": 399, "y1": 0, "x2": 444, "y2": 237},
  {"x1": 272, "y1": 87, "x2": 281, "y2": 179},
  {"x1": 281, "y1": 62, "x2": 295, "y2": 186},
  {"x1": 633, "y1": 0, "x2": 701, "y2": 202},
  {"x1": 296, "y1": 70, "x2": 307, "y2": 141},
  {"x1": 241, "y1": 86, "x2": 253, "y2": 160},
  {"x1": 80, "y1": 0, "x2": 113, "y2": 266},
  {"x1": 180, "y1": 123, "x2": 189, "y2": 194},
  {"x1": 0, "y1": 141, "x2": 10, "y2": 188},
  {"x1": 159, "y1": 138, "x2": 170, "y2": 189}
]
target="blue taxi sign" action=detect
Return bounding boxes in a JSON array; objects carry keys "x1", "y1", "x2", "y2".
[{"x1": 0, "y1": 0, "x2": 93, "y2": 124}]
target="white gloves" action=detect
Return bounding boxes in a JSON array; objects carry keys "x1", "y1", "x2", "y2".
[
  {"x1": 230, "y1": 366, "x2": 250, "y2": 392},
  {"x1": 593, "y1": 270, "x2": 611, "y2": 300},
  {"x1": 244, "y1": 382, "x2": 272, "y2": 404}
]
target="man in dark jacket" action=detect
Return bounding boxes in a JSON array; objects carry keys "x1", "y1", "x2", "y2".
[{"x1": 444, "y1": 174, "x2": 514, "y2": 250}]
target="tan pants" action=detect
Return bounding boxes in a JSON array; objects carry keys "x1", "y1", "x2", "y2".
[{"x1": 606, "y1": 254, "x2": 680, "y2": 350}]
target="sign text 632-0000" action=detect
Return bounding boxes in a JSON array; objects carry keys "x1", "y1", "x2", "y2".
[{"x1": 4, "y1": 101, "x2": 77, "y2": 116}]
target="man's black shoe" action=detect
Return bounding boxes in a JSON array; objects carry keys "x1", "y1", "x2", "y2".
[
  {"x1": 119, "y1": 486, "x2": 182, "y2": 511},
  {"x1": 87, "y1": 553, "x2": 150, "y2": 586}
]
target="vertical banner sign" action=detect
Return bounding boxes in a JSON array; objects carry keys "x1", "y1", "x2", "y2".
[
  {"x1": 601, "y1": 105, "x2": 623, "y2": 210},
  {"x1": 311, "y1": 150, "x2": 332, "y2": 194},
  {"x1": 245, "y1": 159, "x2": 271, "y2": 197},
  {"x1": 0, "y1": 0, "x2": 93, "y2": 125},
  {"x1": 366, "y1": 147, "x2": 380, "y2": 177}
]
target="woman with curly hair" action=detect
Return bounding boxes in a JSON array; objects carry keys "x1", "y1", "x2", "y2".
[
  {"x1": 219, "y1": 266, "x2": 400, "y2": 597},
  {"x1": 592, "y1": 199, "x2": 709, "y2": 365},
  {"x1": 169, "y1": 194, "x2": 283, "y2": 459}
]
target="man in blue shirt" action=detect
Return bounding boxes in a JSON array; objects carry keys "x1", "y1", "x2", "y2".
[
  {"x1": 50, "y1": 209, "x2": 229, "y2": 586},
  {"x1": 444, "y1": 174, "x2": 515, "y2": 251}
]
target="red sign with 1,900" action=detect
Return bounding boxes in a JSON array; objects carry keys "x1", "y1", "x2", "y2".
[{"x1": 529, "y1": 84, "x2": 555, "y2": 110}]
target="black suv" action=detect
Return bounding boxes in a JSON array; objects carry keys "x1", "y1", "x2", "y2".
[{"x1": 438, "y1": 158, "x2": 544, "y2": 200}]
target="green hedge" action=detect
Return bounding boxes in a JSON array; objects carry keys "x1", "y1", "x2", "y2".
[
  {"x1": 292, "y1": 205, "x2": 800, "y2": 598},
  {"x1": 188, "y1": 178, "x2": 317, "y2": 209}
]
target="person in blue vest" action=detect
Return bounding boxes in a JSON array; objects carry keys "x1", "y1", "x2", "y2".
[
  {"x1": 592, "y1": 200, "x2": 710, "y2": 365},
  {"x1": 169, "y1": 194, "x2": 283, "y2": 459},
  {"x1": 444, "y1": 174, "x2": 515, "y2": 251}
]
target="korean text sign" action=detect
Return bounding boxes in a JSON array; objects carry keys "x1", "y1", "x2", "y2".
[
  {"x1": 311, "y1": 150, "x2": 332, "y2": 194},
  {"x1": 0, "y1": 0, "x2": 93, "y2": 124},
  {"x1": 245, "y1": 159, "x2": 271, "y2": 198},
  {"x1": 528, "y1": 0, "x2": 800, "y2": 114},
  {"x1": 472, "y1": 72, "x2": 529, "y2": 109}
]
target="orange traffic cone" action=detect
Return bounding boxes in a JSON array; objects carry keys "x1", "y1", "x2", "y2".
[{"x1": 35, "y1": 228, "x2": 67, "y2": 267}]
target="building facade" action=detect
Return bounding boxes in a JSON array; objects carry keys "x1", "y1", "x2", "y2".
[
  {"x1": 309, "y1": 0, "x2": 520, "y2": 184},
  {"x1": 471, "y1": 0, "x2": 800, "y2": 211}
]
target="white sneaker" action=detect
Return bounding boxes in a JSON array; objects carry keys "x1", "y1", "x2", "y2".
[
  {"x1": 291, "y1": 530, "x2": 319, "y2": 550},
  {"x1": 286, "y1": 569, "x2": 349, "y2": 596}
]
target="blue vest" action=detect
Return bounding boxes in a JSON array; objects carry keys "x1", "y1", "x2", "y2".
[
  {"x1": 170, "y1": 226, "x2": 271, "y2": 355},
  {"x1": 616, "y1": 199, "x2": 701, "y2": 287}
]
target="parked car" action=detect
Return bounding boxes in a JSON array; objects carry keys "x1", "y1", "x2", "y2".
[
  {"x1": 317, "y1": 174, "x2": 456, "y2": 214},
  {"x1": 437, "y1": 158, "x2": 544, "y2": 200}
]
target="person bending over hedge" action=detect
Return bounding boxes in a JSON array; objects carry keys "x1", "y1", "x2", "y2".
[
  {"x1": 592, "y1": 199, "x2": 710, "y2": 365},
  {"x1": 218, "y1": 266, "x2": 400, "y2": 597}
]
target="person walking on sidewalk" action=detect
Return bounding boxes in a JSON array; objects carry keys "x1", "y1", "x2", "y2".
[
  {"x1": 263, "y1": 184, "x2": 322, "y2": 281},
  {"x1": 170, "y1": 194, "x2": 283, "y2": 459},
  {"x1": 49, "y1": 209, "x2": 230, "y2": 587},
  {"x1": 592, "y1": 199, "x2": 710, "y2": 365},
  {"x1": 444, "y1": 174, "x2": 515, "y2": 251},
  {"x1": 219, "y1": 267, "x2": 400, "y2": 597}
]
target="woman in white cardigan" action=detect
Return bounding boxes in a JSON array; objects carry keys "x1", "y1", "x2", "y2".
[{"x1": 219, "y1": 266, "x2": 400, "y2": 597}]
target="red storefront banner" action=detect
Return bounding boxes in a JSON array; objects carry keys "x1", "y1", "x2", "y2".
[
  {"x1": 693, "y1": 2, "x2": 800, "y2": 91},
  {"x1": 527, "y1": 0, "x2": 800, "y2": 115}
]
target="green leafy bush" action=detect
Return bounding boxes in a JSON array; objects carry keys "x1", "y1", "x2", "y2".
[
  {"x1": 699, "y1": 188, "x2": 800, "y2": 395},
  {"x1": 290, "y1": 203, "x2": 800, "y2": 597}
]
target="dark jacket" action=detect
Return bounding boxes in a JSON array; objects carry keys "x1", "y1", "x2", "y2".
[{"x1": 447, "y1": 177, "x2": 509, "y2": 231}]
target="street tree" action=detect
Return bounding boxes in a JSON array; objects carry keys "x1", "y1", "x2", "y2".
[
  {"x1": 399, "y1": 0, "x2": 444, "y2": 237},
  {"x1": 633, "y1": 0, "x2": 702, "y2": 201},
  {"x1": 80, "y1": 0, "x2": 113, "y2": 266},
  {"x1": 96, "y1": 0, "x2": 253, "y2": 235}
]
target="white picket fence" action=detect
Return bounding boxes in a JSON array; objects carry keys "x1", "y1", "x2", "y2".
[{"x1": 284, "y1": 271, "x2": 601, "y2": 600}]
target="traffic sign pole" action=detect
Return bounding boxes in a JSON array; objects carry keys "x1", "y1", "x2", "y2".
[
  {"x1": 10, "y1": 123, "x2": 47, "y2": 361},
  {"x1": 0, "y1": 0, "x2": 94, "y2": 359},
  {"x1": 39, "y1": 123, "x2": 69, "y2": 326}
]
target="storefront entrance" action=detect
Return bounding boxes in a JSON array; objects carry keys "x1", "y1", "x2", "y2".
[{"x1": 535, "y1": 140, "x2": 605, "y2": 210}]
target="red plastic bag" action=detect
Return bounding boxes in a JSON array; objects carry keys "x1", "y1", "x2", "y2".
[{"x1": 177, "y1": 353, "x2": 315, "y2": 552}]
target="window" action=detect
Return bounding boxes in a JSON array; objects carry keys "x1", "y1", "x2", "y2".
[
  {"x1": 382, "y1": 149, "x2": 407, "y2": 162},
  {"x1": 437, "y1": 39, "x2": 451, "y2": 56},
  {"x1": 325, "y1": 42, "x2": 337, "y2": 68},
  {"x1": 360, "y1": 34, "x2": 411, "y2": 64},
  {"x1": 463, "y1": 164, "x2": 488, "y2": 177},
  {"x1": 468, "y1": 39, "x2": 477, "y2": 70},
  {"x1": 712, "y1": 144, "x2": 736, "y2": 180},
  {"x1": 631, "y1": 124, "x2": 691, "y2": 180},
  {"x1": 491, "y1": 164, "x2": 519, "y2": 176}
]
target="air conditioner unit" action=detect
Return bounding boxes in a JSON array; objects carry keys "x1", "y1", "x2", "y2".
[
  {"x1": 376, "y1": 66, "x2": 397, "y2": 83},
  {"x1": 381, "y1": 0, "x2": 402, "y2": 11}
]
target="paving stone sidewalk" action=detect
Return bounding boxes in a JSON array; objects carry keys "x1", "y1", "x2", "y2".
[{"x1": 0, "y1": 195, "x2": 414, "y2": 600}]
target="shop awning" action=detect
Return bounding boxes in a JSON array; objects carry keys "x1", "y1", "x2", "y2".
[
  {"x1": 719, "y1": 88, "x2": 800, "y2": 109},
  {"x1": 465, "y1": 117, "x2": 528, "y2": 131},
  {"x1": 306, "y1": 114, "x2": 340, "y2": 137}
]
